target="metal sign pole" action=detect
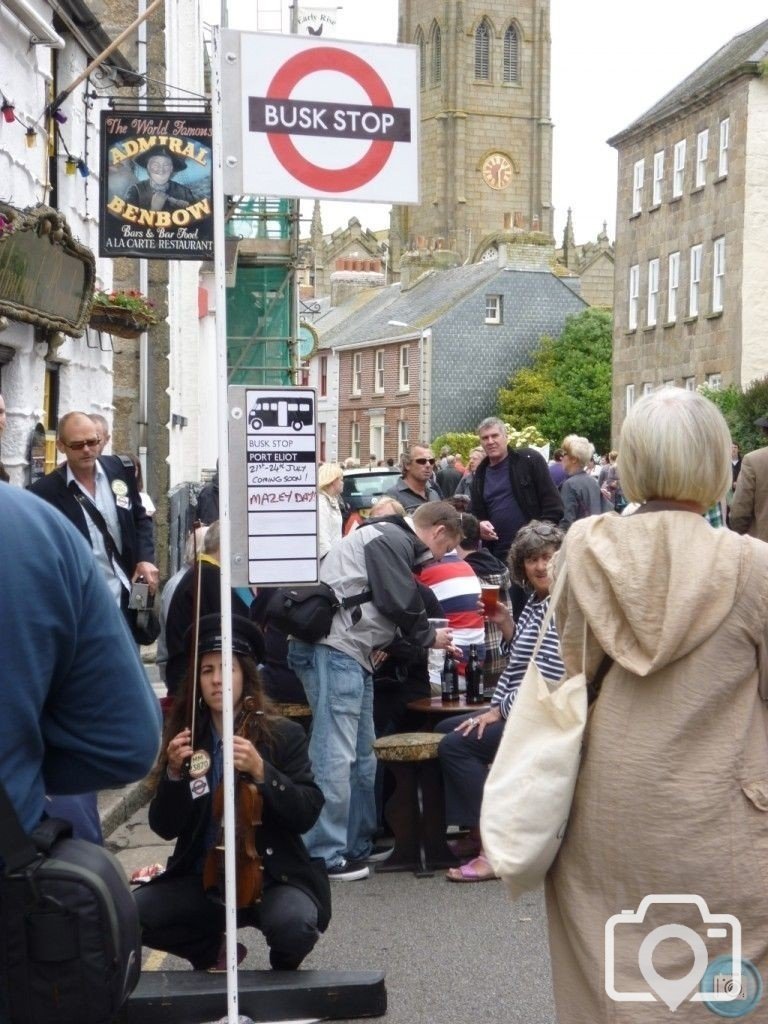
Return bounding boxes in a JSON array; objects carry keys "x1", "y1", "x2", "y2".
[{"x1": 210, "y1": 23, "x2": 239, "y2": 1024}]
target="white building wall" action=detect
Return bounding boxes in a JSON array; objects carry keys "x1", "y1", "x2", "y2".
[
  {"x1": 165, "y1": 0, "x2": 207, "y2": 486},
  {"x1": 0, "y1": 2, "x2": 113, "y2": 482},
  {"x1": 309, "y1": 347, "x2": 339, "y2": 463},
  {"x1": 741, "y1": 76, "x2": 768, "y2": 387}
]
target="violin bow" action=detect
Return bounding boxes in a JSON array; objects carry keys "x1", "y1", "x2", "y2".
[{"x1": 183, "y1": 520, "x2": 204, "y2": 778}]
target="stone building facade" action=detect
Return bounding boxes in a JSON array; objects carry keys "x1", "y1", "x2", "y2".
[
  {"x1": 316, "y1": 238, "x2": 586, "y2": 464},
  {"x1": 557, "y1": 210, "x2": 615, "y2": 309},
  {"x1": 390, "y1": 0, "x2": 553, "y2": 269},
  {"x1": 608, "y1": 18, "x2": 768, "y2": 443}
]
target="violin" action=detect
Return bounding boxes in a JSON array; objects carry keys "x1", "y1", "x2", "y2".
[{"x1": 202, "y1": 697, "x2": 264, "y2": 908}]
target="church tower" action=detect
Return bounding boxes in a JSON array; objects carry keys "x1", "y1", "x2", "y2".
[{"x1": 390, "y1": 0, "x2": 553, "y2": 268}]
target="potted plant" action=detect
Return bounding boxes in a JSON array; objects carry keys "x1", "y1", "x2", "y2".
[{"x1": 89, "y1": 288, "x2": 157, "y2": 339}]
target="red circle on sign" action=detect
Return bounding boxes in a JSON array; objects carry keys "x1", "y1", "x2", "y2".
[{"x1": 266, "y1": 47, "x2": 395, "y2": 193}]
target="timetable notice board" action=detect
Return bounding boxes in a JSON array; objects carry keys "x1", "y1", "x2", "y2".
[{"x1": 228, "y1": 386, "x2": 319, "y2": 586}]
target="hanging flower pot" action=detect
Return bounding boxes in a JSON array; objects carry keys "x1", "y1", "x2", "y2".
[{"x1": 89, "y1": 289, "x2": 157, "y2": 339}]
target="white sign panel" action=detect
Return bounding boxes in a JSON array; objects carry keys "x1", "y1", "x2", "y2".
[
  {"x1": 229, "y1": 386, "x2": 319, "y2": 587},
  {"x1": 295, "y1": 6, "x2": 339, "y2": 37},
  {"x1": 221, "y1": 29, "x2": 419, "y2": 203}
]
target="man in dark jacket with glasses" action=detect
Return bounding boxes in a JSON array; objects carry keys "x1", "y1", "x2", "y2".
[{"x1": 384, "y1": 442, "x2": 442, "y2": 512}]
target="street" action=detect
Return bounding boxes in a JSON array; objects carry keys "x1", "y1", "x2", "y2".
[{"x1": 109, "y1": 789, "x2": 557, "y2": 1024}]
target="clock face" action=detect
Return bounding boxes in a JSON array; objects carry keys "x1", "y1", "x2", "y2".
[{"x1": 482, "y1": 152, "x2": 513, "y2": 190}]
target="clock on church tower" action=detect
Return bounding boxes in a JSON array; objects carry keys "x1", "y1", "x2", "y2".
[{"x1": 390, "y1": 1, "x2": 553, "y2": 264}]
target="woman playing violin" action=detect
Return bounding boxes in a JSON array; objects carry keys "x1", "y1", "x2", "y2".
[{"x1": 133, "y1": 614, "x2": 331, "y2": 972}]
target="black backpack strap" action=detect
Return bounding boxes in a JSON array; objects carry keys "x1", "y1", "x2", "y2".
[
  {"x1": 0, "y1": 780, "x2": 40, "y2": 874},
  {"x1": 339, "y1": 590, "x2": 372, "y2": 610},
  {"x1": 68, "y1": 482, "x2": 126, "y2": 577}
]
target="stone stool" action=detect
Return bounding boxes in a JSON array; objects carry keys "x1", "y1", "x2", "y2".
[
  {"x1": 373, "y1": 732, "x2": 454, "y2": 877},
  {"x1": 271, "y1": 701, "x2": 312, "y2": 733}
]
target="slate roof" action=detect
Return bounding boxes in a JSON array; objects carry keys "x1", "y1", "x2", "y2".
[
  {"x1": 316, "y1": 260, "x2": 502, "y2": 349},
  {"x1": 609, "y1": 18, "x2": 768, "y2": 144}
]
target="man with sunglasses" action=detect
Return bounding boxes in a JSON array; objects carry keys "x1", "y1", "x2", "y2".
[
  {"x1": 29, "y1": 411, "x2": 158, "y2": 843},
  {"x1": 384, "y1": 443, "x2": 442, "y2": 512},
  {"x1": 30, "y1": 411, "x2": 158, "y2": 618}
]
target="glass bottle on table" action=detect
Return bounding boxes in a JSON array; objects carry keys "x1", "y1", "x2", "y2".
[
  {"x1": 466, "y1": 644, "x2": 481, "y2": 705},
  {"x1": 443, "y1": 651, "x2": 459, "y2": 702}
]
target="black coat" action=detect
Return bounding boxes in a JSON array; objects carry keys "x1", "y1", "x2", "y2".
[
  {"x1": 470, "y1": 446, "x2": 563, "y2": 537},
  {"x1": 148, "y1": 716, "x2": 331, "y2": 931},
  {"x1": 29, "y1": 455, "x2": 155, "y2": 578},
  {"x1": 164, "y1": 561, "x2": 250, "y2": 694}
]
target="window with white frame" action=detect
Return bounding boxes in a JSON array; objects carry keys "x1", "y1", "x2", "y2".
[
  {"x1": 319, "y1": 355, "x2": 328, "y2": 397},
  {"x1": 712, "y1": 236, "x2": 725, "y2": 312},
  {"x1": 647, "y1": 258, "x2": 660, "y2": 327},
  {"x1": 689, "y1": 244, "x2": 702, "y2": 316},
  {"x1": 684, "y1": 376, "x2": 696, "y2": 391},
  {"x1": 485, "y1": 294, "x2": 502, "y2": 324},
  {"x1": 374, "y1": 349, "x2": 385, "y2": 393},
  {"x1": 668, "y1": 251, "x2": 680, "y2": 323},
  {"x1": 695, "y1": 129, "x2": 708, "y2": 187},
  {"x1": 632, "y1": 159, "x2": 644, "y2": 214},
  {"x1": 707, "y1": 373, "x2": 722, "y2": 390},
  {"x1": 643, "y1": 382, "x2": 654, "y2": 397},
  {"x1": 352, "y1": 352, "x2": 362, "y2": 395},
  {"x1": 399, "y1": 345, "x2": 409, "y2": 390},
  {"x1": 628, "y1": 265, "x2": 640, "y2": 330},
  {"x1": 663, "y1": 380, "x2": 675, "y2": 388},
  {"x1": 318, "y1": 421, "x2": 326, "y2": 463},
  {"x1": 626, "y1": 384, "x2": 636, "y2": 412},
  {"x1": 398, "y1": 418, "x2": 409, "y2": 455},
  {"x1": 652, "y1": 150, "x2": 664, "y2": 205},
  {"x1": 718, "y1": 117, "x2": 729, "y2": 177},
  {"x1": 351, "y1": 421, "x2": 360, "y2": 460},
  {"x1": 673, "y1": 139, "x2": 686, "y2": 197}
]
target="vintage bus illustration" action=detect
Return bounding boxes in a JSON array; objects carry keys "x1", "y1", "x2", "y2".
[{"x1": 248, "y1": 396, "x2": 314, "y2": 431}]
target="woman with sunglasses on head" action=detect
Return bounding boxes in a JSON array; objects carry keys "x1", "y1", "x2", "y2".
[
  {"x1": 435, "y1": 521, "x2": 565, "y2": 882},
  {"x1": 133, "y1": 614, "x2": 331, "y2": 972},
  {"x1": 383, "y1": 442, "x2": 443, "y2": 512}
]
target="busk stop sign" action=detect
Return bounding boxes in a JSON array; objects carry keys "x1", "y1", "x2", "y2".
[{"x1": 221, "y1": 30, "x2": 419, "y2": 203}]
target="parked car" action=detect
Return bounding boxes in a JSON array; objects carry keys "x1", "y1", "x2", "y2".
[{"x1": 342, "y1": 467, "x2": 401, "y2": 533}]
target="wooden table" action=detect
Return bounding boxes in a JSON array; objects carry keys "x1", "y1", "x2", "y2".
[{"x1": 406, "y1": 694, "x2": 490, "y2": 723}]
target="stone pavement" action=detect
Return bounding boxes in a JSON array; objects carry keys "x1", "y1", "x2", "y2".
[{"x1": 100, "y1": 653, "x2": 557, "y2": 1023}]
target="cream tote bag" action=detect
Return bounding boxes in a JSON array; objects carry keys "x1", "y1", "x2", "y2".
[{"x1": 480, "y1": 566, "x2": 588, "y2": 899}]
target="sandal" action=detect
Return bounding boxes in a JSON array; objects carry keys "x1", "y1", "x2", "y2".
[{"x1": 446, "y1": 854, "x2": 498, "y2": 883}]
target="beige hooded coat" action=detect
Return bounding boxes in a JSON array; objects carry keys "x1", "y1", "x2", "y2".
[{"x1": 546, "y1": 510, "x2": 768, "y2": 1022}]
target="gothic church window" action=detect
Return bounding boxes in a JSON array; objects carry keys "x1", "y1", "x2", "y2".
[
  {"x1": 430, "y1": 23, "x2": 442, "y2": 84},
  {"x1": 475, "y1": 20, "x2": 491, "y2": 80},
  {"x1": 415, "y1": 28, "x2": 426, "y2": 90},
  {"x1": 503, "y1": 24, "x2": 519, "y2": 82}
]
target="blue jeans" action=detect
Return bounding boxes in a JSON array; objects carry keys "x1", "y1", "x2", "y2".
[{"x1": 288, "y1": 640, "x2": 377, "y2": 867}]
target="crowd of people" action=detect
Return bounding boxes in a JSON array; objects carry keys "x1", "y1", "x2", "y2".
[{"x1": 3, "y1": 388, "x2": 768, "y2": 1019}]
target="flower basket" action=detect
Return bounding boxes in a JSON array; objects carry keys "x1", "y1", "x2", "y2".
[{"x1": 89, "y1": 304, "x2": 155, "y2": 339}]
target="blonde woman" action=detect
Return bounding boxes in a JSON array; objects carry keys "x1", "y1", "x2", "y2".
[
  {"x1": 559, "y1": 433, "x2": 612, "y2": 529},
  {"x1": 317, "y1": 463, "x2": 344, "y2": 561}
]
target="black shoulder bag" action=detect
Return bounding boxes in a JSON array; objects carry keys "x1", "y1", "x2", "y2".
[
  {"x1": 70, "y1": 484, "x2": 160, "y2": 645},
  {"x1": 265, "y1": 582, "x2": 372, "y2": 643},
  {"x1": 0, "y1": 783, "x2": 141, "y2": 1023}
]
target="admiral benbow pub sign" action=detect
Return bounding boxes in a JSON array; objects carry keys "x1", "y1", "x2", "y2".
[{"x1": 99, "y1": 111, "x2": 213, "y2": 261}]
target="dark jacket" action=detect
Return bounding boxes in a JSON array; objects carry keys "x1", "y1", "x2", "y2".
[
  {"x1": 435, "y1": 465, "x2": 463, "y2": 498},
  {"x1": 471, "y1": 446, "x2": 563, "y2": 531},
  {"x1": 147, "y1": 716, "x2": 331, "y2": 931},
  {"x1": 560, "y1": 470, "x2": 612, "y2": 529},
  {"x1": 320, "y1": 514, "x2": 437, "y2": 668},
  {"x1": 29, "y1": 455, "x2": 155, "y2": 578},
  {"x1": 164, "y1": 560, "x2": 250, "y2": 695}
]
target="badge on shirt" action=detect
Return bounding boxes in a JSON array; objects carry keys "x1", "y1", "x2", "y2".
[
  {"x1": 189, "y1": 776, "x2": 210, "y2": 800},
  {"x1": 116, "y1": 495, "x2": 131, "y2": 510},
  {"x1": 111, "y1": 479, "x2": 128, "y2": 497},
  {"x1": 189, "y1": 749, "x2": 212, "y2": 778}
]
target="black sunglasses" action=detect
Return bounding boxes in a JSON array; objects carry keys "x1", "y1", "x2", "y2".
[{"x1": 413, "y1": 457, "x2": 436, "y2": 465}]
